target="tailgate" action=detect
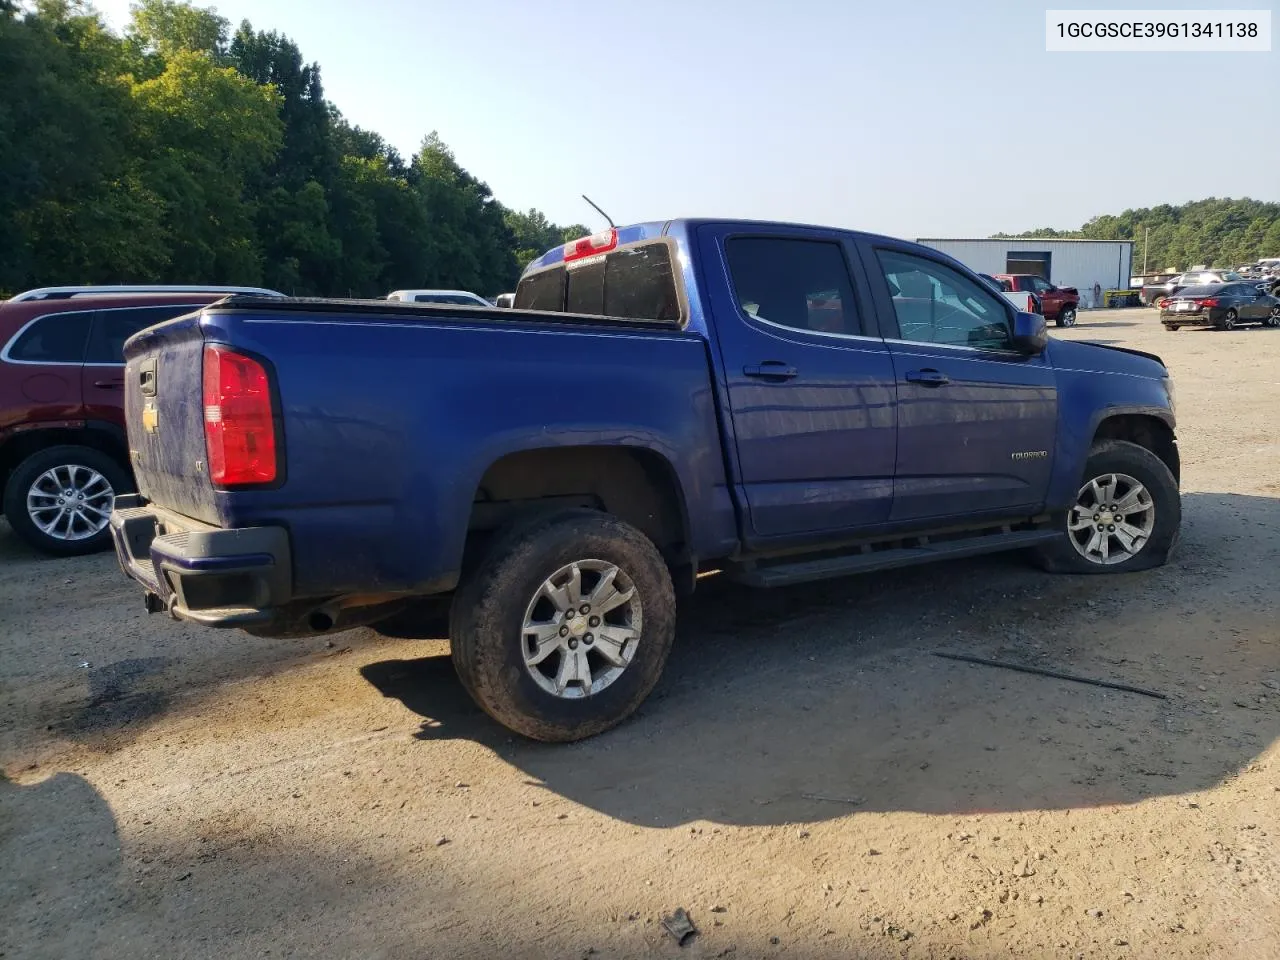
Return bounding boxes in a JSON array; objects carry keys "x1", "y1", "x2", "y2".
[{"x1": 123, "y1": 311, "x2": 220, "y2": 523}]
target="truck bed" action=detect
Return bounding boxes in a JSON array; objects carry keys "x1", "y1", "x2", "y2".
[{"x1": 122, "y1": 297, "x2": 735, "y2": 602}]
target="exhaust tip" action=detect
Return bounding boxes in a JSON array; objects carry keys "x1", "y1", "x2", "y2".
[{"x1": 308, "y1": 610, "x2": 335, "y2": 632}]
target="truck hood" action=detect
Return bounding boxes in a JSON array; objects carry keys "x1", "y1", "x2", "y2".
[{"x1": 1048, "y1": 337, "x2": 1168, "y2": 379}]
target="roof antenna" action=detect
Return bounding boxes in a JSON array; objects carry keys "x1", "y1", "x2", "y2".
[{"x1": 582, "y1": 194, "x2": 615, "y2": 229}]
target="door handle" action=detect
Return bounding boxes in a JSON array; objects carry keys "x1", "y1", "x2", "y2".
[
  {"x1": 743, "y1": 362, "x2": 798, "y2": 381},
  {"x1": 905, "y1": 369, "x2": 950, "y2": 387},
  {"x1": 93, "y1": 380, "x2": 125, "y2": 389}
]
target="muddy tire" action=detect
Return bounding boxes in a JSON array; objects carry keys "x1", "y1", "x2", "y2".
[
  {"x1": 3, "y1": 445, "x2": 132, "y2": 557},
  {"x1": 1031, "y1": 439, "x2": 1180, "y2": 575},
  {"x1": 449, "y1": 509, "x2": 675, "y2": 742}
]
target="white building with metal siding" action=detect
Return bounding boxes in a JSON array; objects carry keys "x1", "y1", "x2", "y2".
[{"x1": 916, "y1": 238, "x2": 1134, "y2": 308}]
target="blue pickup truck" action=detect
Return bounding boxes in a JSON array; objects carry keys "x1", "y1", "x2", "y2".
[{"x1": 110, "y1": 219, "x2": 1181, "y2": 741}]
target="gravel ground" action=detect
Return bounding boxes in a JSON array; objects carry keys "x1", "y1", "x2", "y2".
[{"x1": 2, "y1": 307, "x2": 1279, "y2": 960}]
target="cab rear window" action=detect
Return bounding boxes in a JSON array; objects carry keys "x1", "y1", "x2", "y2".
[{"x1": 514, "y1": 242, "x2": 680, "y2": 323}]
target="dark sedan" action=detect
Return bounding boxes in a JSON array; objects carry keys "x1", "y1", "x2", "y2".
[{"x1": 1161, "y1": 283, "x2": 1280, "y2": 331}]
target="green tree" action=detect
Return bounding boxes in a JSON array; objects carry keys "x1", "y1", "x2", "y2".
[
  {"x1": 0, "y1": 0, "x2": 693, "y2": 301},
  {"x1": 507, "y1": 208, "x2": 590, "y2": 271},
  {"x1": 129, "y1": 48, "x2": 282, "y2": 281},
  {"x1": 0, "y1": 0, "x2": 168, "y2": 288},
  {"x1": 407, "y1": 132, "x2": 518, "y2": 295},
  {"x1": 996, "y1": 198, "x2": 1280, "y2": 272},
  {"x1": 1263, "y1": 220, "x2": 1280, "y2": 259},
  {"x1": 127, "y1": 0, "x2": 226, "y2": 58}
]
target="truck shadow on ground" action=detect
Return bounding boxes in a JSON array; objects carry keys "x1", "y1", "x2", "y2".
[
  {"x1": 364, "y1": 491, "x2": 1280, "y2": 827},
  {"x1": 0, "y1": 770, "x2": 125, "y2": 952},
  {"x1": 0, "y1": 776, "x2": 1015, "y2": 960}
]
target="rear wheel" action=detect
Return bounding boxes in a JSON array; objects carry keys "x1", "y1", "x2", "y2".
[
  {"x1": 1056, "y1": 305, "x2": 1077, "y2": 328},
  {"x1": 1031, "y1": 440, "x2": 1180, "y2": 575},
  {"x1": 2, "y1": 445, "x2": 132, "y2": 556},
  {"x1": 449, "y1": 509, "x2": 675, "y2": 742},
  {"x1": 1218, "y1": 309, "x2": 1238, "y2": 331}
]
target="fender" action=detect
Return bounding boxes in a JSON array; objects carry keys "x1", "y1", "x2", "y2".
[{"x1": 1049, "y1": 403, "x2": 1177, "y2": 510}]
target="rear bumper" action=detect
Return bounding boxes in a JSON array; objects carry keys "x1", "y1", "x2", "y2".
[
  {"x1": 110, "y1": 494, "x2": 292, "y2": 627},
  {"x1": 1160, "y1": 310, "x2": 1215, "y2": 327}
]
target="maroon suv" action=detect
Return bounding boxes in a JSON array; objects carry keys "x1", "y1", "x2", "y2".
[{"x1": 0, "y1": 286, "x2": 281, "y2": 555}]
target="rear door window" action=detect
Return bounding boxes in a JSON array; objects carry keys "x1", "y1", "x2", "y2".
[
  {"x1": 4, "y1": 311, "x2": 94, "y2": 363},
  {"x1": 723, "y1": 237, "x2": 863, "y2": 336},
  {"x1": 85, "y1": 305, "x2": 201, "y2": 364}
]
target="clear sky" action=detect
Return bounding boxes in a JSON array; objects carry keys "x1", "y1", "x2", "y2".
[{"x1": 96, "y1": 0, "x2": 1278, "y2": 238}]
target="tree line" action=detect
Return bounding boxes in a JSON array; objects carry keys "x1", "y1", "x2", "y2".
[
  {"x1": 0, "y1": 0, "x2": 588, "y2": 298},
  {"x1": 994, "y1": 198, "x2": 1280, "y2": 275}
]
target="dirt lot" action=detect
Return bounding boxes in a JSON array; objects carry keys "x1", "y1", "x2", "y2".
[{"x1": 2, "y1": 307, "x2": 1279, "y2": 960}]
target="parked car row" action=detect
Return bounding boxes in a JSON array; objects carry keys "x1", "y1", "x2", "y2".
[
  {"x1": 1160, "y1": 283, "x2": 1280, "y2": 331},
  {"x1": 1142, "y1": 268, "x2": 1280, "y2": 307},
  {"x1": 1235, "y1": 258, "x2": 1280, "y2": 282}
]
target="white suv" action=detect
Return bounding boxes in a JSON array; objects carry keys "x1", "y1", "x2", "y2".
[{"x1": 385, "y1": 289, "x2": 492, "y2": 306}]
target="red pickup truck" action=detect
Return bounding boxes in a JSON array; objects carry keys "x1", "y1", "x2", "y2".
[{"x1": 995, "y1": 275, "x2": 1080, "y2": 328}]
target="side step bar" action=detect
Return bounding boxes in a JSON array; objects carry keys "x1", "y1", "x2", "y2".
[{"x1": 726, "y1": 528, "x2": 1060, "y2": 589}]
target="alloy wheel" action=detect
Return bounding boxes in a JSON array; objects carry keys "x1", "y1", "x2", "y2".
[
  {"x1": 520, "y1": 559, "x2": 643, "y2": 699},
  {"x1": 26, "y1": 464, "x2": 115, "y2": 541},
  {"x1": 1067, "y1": 473, "x2": 1155, "y2": 566}
]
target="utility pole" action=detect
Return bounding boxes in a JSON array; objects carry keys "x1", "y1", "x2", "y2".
[{"x1": 1143, "y1": 227, "x2": 1150, "y2": 276}]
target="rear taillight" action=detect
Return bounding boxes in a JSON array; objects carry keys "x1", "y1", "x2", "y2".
[
  {"x1": 1157, "y1": 298, "x2": 1169, "y2": 308},
  {"x1": 1199, "y1": 298, "x2": 1219, "y2": 307},
  {"x1": 203, "y1": 344, "x2": 277, "y2": 486},
  {"x1": 563, "y1": 228, "x2": 618, "y2": 262}
]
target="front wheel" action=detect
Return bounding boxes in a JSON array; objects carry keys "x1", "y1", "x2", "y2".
[
  {"x1": 1266, "y1": 306, "x2": 1280, "y2": 328},
  {"x1": 2, "y1": 445, "x2": 132, "y2": 556},
  {"x1": 450, "y1": 509, "x2": 676, "y2": 742},
  {"x1": 1056, "y1": 305, "x2": 1078, "y2": 328},
  {"x1": 1031, "y1": 440, "x2": 1180, "y2": 575}
]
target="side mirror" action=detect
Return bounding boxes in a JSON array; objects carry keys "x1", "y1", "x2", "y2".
[{"x1": 1012, "y1": 311, "x2": 1047, "y2": 355}]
